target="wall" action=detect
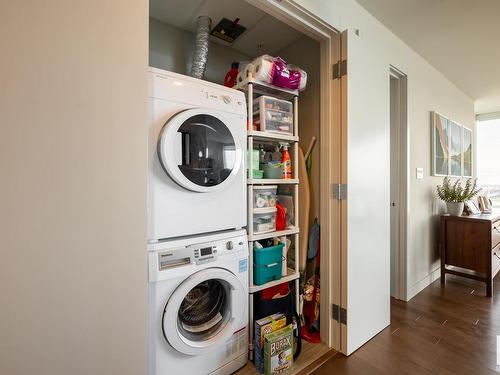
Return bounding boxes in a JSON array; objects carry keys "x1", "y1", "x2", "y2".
[
  {"x1": 292, "y1": 0, "x2": 475, "y2": 353},
  {"x1": 0, "y1": 1, "x2": 148, "y2": 375},
  {"x1": 278, "y1": 36, "x2": 321, "y2": 226},
  {"x1": 149, "y1": 18, "x2": 250, "y2": 85}
]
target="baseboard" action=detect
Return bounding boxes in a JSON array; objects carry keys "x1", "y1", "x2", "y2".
[{"x1": 407, "y1": 267, "x2": 441, "y2": 301}]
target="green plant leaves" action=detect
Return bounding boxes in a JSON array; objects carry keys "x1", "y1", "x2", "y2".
[{"x1": 436, "y1": 177, "x2": 480, "y2": 203}]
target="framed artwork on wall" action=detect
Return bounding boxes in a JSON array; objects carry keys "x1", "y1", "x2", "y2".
[
  {"x1": 449, "y1": 120, "x2": 462, "y2": 176},
  {"x1": 432, "y1": 112, "x2": 449, "y2": 176},
  {"x1": 463, "y1": 126, "x2": 473, "y2": 177},
  {"x1": 431, "y1": 111, "x2": 473, "y2": 177}
]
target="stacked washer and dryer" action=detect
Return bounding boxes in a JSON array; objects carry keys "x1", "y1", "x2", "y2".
[{"x1": 147, "y1": 67, "x2": 249, "y2": 375}]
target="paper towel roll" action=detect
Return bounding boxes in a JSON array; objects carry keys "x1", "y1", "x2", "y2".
[
  {"x1": 236, "y1": 63, "x2": 254, "y2": 85},
  {"x1": 244, "y1": 63, "x2": 254, "y2": 80},
  {"x1": 252, "y1": 56, "x2": 273, "y2": 84},
  {"x1": 236, "y1": 70, "x2": 245, "y2": 85}
]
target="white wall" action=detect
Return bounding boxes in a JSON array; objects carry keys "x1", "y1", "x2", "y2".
[
  {"x1": 149, "y1": 18, "x2": 250, "y2": 85},
  {"x1": 294, "y1": 0, "x2": 474, "y2": 353},
  {"x1": 0, "y1": 1, "x2": 148, "y2": 374}
]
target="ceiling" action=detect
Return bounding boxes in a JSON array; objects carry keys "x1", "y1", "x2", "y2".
[
  {"x1": 355, "y1": 0, "x2": 500, "y2": 114},
  {"x1": 149, "y1": 0, "x2": 303, "y2": 57}
]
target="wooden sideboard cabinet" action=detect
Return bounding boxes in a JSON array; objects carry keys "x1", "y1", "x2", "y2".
[{"x1": 440, "y1": 212, "x2": 500, "y2": 297}]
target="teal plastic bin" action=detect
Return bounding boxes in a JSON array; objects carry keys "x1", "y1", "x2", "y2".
[{"x1": 253, "y1": 243, "x2": 284, "y2": 286}]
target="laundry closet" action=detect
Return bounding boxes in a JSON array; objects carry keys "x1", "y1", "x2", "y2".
[{"x1": 148, "y1": 0, "x2": 343, "y2": 374}]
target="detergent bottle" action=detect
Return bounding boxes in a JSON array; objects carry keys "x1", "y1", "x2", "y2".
[
  {"x1": 224, "y1": 62, "x2": 239, "y2": 88},
  {"x1": 280, "y1": 143, "x2": 292, "y2": 179}
]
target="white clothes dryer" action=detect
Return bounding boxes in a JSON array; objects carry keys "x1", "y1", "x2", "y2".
[
  {"x1": 148, "y1": 229, "x2": 248, "y2": 375},
  {"x1": 148, "y1": 67, "x2": 247, "y2": 242}
]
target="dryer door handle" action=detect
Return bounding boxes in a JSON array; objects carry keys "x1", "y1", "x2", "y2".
[{"x1": 174, "y1": 131, "x2": 183, "y2": 166}]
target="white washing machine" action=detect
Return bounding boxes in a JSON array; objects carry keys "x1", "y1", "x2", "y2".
[
  {"x1": 148, "y1": 67, "x2": 247, "y2": 242},
  {"x1": 148, "y1": 229, "x2": 249, "y2": 375}
]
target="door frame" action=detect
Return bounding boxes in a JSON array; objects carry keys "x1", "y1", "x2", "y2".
[
  {"x1": 389, "y1": 66, "x2": 408, "y2": 301},
  {"x1": 248, "y1": 0, "x2": 344, "y2": 352}
]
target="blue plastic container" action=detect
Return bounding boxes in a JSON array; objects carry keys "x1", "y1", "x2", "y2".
[{"x1": 253, "y1": 243, "x2": 284, "y2": 286}]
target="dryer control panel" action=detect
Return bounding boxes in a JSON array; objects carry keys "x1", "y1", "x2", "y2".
[{"x1": 148, "y1": 67, "x2": 246, "y2": 116}]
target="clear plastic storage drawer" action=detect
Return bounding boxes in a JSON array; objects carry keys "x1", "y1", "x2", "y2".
[
  {"x1": 253, "y1": 96, "x2": 293, "y2": 135},
  {"x1": 252, "y1": 207, "x2": 277, "y2": 234},
  {"x1": 253, "y1": 185, "x2": 278, "y2": 209}
]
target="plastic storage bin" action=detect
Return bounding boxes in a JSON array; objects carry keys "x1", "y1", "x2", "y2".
[
  {"x1": 253, "y1": 207, "x2": 277, "y2": 234},
  {"x1": 253, "y1": 96, "x2": 293, "y2": 135},
  {"x1": 254, "y1": 243, "x2": 284, "y2": 285},
  {"x1": 254, "y1": 185, "x2": 278, "y2": 209},
  {"x1": 249, "y1": 169, "x2": 264, "y2": 179},
  {"x1": 261, "y1": 162, "x2": 283, "y2": 179}
]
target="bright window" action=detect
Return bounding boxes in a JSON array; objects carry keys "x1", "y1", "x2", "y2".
[{"x1": 477, "y1": 117, "x2": 500, "y2": 207}]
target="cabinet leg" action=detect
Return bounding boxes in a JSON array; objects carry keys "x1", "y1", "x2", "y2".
[
  {"x1": 440, "y1": 269, "x2": 445, "y2": 284},
  {"x1": 486, "y1": 280, "x2": 493, "y2": 297}
]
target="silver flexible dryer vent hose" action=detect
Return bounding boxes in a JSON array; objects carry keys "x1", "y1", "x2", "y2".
[{"x1": 191, "y1": 16, "x2": 212, "y2": 79}]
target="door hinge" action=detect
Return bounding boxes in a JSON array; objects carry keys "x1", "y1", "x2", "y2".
[
  {"x1": 332, "y1": 303, "x2": 347, "y2": 325},
  {"x1": 332, "y1": 183, "x2": 347, "y2": 200},
  {"x1": 332, "y1": 60, "x2": 347, "y2": 79}
]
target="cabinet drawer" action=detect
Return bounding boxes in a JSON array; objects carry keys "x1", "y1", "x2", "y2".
[
  {"x1": 493, "y1": 228, "x2": 500, "y2": 250},
  {"x1": 492, "y1": 219, "x2": 500, "y2": 249},
  {"x1": 492, "y1": 219, "x2": 500, "y2": 232},
  {"x1": 493, "y1": 248, "x2": 500, "y2": 277}
]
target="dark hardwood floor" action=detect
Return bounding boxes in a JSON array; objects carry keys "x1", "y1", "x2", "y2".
[{"x1": 314, "y1": 274, "x2": 500, "y2": 374}]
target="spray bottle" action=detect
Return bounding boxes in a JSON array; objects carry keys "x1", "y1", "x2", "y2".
[{"x1": 280, "y1": 142, "x2": 292, "y2": 179}]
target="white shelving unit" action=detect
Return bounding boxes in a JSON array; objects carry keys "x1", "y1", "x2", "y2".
[
  {"x1": 247, "y1": 178, "x2": 299, "y2": 185},
  {"x1": 236, "y1": 78, "x2": 300, "y2": 360}
]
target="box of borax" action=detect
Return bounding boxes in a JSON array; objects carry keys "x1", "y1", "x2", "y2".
[
  {"x1": 254, "y1": 313, "x2": 287, "y2": 373},
  {"x1": 264, "y1": 324, "x2": 294, "y2": 375}
]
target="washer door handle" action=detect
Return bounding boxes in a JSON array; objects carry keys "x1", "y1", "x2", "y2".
[{"x1": 230, "y1": 283, "x2": 245, "y2": 327}]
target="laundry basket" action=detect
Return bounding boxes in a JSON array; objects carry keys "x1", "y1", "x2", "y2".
[{"x1": 253, "y1": 243, "x2": 284, "y2": 286}]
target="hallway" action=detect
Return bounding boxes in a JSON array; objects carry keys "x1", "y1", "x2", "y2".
[{"x1": 314, "y1": 274, "x2": 500, "y2": 374}]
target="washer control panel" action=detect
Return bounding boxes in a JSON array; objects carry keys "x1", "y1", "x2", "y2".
[
  {"x1": 192, "y1": 237, "x2": 246, "y2": 265},
  {"x1": 154, "y1": 231, "x2": 248, "y2": 272},
  {"x1": 193, "y1": 245, "x2": 217, "y2": 264}
]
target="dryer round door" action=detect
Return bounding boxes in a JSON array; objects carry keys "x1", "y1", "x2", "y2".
[
  {"x1": 158, "y1": 108, "x2": 243, "y2": 193},
  {"x1": 162, "y1": 268, "x2": 246, "y2": 356}
]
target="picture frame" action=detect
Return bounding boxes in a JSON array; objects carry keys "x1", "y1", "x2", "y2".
[
  {"x1": 477, "y1": 196, "x2": 492, "y2": 213},
  {"x1": 431, "y1": 111, "x2": 473, "y2": 177},
  {"x1": 465, "y1": 200, "x2": 481, "y2": 215},
  {"x1": 432, "y1": 112, "x2": 449, "y2": 176},
  {"x1": 448, "y1": 120, "x2": 462, "y2": 177},
  {"x1": 462, "y1": 126, "x2": 473, "y2": 177}
]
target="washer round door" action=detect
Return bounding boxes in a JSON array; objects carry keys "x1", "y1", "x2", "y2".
[
  {"x1": 162, "y1": 268, "x2": 246, "y2": 356},
  {"x1": 158, "y1": 108, "x2": 243, "y2": 193}
]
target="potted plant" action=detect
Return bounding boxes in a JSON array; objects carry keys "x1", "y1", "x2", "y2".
[{"x1": 436, "y1": 177, "x2": 480, "y2": 216}]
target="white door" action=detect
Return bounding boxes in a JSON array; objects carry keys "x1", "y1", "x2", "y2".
[
  {"x1": 340, "y1": 30, "x2": 391, "y2": 355},
  {"x1": 158, "y1": 108, "x2": 243, "y2": 193},
  {"x1": 162, "y1": 268, "x2": 246, "y2": 356}
]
